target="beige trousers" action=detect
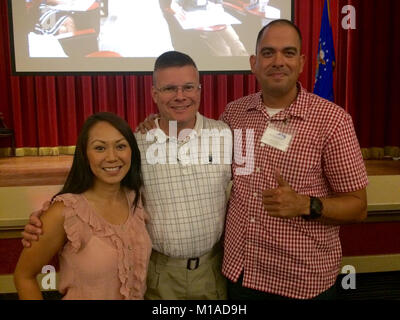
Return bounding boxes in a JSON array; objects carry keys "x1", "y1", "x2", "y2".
[{"x1": 145, "y1": 245, "x2": 227, "y2": 300}]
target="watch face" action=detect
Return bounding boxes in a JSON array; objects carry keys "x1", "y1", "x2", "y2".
[
  {"x1": 303, "y1": 197, "x2": 323, "y2": 220},
  {"x1": 313, "y1": 197, "x2": 323, "y2": 211},
  {"x1": 310, "y1": 197, "x2": 323, "y2": 219}
]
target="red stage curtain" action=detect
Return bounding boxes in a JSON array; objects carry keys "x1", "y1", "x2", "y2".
[
  {"x1": 296, "y1": 0, "x2": 400, "y2": 153},
  {"x1": 343, "y1": 0, "x2": 400, "y2": 151},
  {"x1": 0, "y1": 0, "x2": 399, "y2": 154}
]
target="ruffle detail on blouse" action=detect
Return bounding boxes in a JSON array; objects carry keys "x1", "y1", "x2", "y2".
[
  {"x1": 126, "y1": 191, "x2": 149, "y2": 223},
  {"x1": 122, "y1": 192, "x2": 150, "y2": 299},
  {"x1": 108, "y1": 196, "x2": 148, "y2": 300},
  {"x1": 113, "y1": 215, "x2": 148, "y2": 300},
  {"x1": 52, "y1": 194, "x2": 87, "y2": 253},
  {"x1": 53, "y1": 191, "x2": 147, "y2": 300}
]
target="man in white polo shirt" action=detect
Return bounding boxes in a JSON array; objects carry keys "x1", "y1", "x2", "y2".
[{"x1": 136, "y1": 51, "x2": 231, "y2": 299}]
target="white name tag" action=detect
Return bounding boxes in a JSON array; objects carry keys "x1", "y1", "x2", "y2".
[{"x1": 261, "y1": 127, "x2": 293, "y2": 152}]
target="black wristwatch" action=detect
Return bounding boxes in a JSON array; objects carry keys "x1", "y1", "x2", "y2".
[{"x1": 303, "y1": 197, "x2": 323, "y2": 220}]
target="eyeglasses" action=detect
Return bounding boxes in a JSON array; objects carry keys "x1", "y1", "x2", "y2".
[{"x1": 155, "y1": 83, "x2": 201, "y2": 96}]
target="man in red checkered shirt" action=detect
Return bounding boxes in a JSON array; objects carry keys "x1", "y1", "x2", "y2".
[{"x1": 221, "y1": 19, "x2": 368, "y2": 300}]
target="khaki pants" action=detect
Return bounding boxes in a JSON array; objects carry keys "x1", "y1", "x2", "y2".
[{"x1": 145, "y1": 245, "x2": 227, "y2": 300}]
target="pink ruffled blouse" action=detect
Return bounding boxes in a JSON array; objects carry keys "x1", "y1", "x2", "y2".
[{"x1": 38, "y1": 190, "x2": 152, "y2": 300}]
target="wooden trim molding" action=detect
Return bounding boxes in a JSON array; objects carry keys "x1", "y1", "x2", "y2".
[
  {"x1": 0, "y1": 273, "x2": 60, "y2": 294},
  {"x1": 365, "y1": 159, "x2": 400, "y2": 176},
  {"x1": 361, "y1": 147, "x2": 400, "y2": 161},
  {"x1": 341, "y1": 254, "x2": 400, "y2": 273}
]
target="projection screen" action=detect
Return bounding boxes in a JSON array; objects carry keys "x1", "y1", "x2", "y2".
[{"x1": 9, "y1": 0, "x2": 294, "y2": 74}]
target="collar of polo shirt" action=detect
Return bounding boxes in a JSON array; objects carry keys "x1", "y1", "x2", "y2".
[{"x1": 154, "y1": 112, "x2": 203, "y2": 144}]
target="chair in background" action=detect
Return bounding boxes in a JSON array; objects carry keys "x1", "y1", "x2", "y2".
[{"x1": 0, "y1": 113, "x2": 15, "y2": 157}]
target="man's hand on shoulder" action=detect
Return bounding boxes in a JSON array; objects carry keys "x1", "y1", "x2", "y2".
[
  {"x1": 21, "y1": 213, "x2": 43, "y2": 248},
  {"x1": 135, "y1": 114, "x2": 159, "y2": 134}
]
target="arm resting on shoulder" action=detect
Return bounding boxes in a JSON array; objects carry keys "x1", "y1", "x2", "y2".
[{"x1": 14, "y1": 202, "x2": 66, "y2": 300}]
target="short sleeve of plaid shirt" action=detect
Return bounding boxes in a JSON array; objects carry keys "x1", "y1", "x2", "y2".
[{"x1": 221, "y1": 84, "x2": 368, "y2": 299}]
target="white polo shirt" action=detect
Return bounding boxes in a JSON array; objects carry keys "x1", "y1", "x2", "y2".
[{"x1": 135, "y1": 113, "x2": 232, "y2": 258}]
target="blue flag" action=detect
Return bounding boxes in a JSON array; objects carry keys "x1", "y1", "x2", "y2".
[{"x1": 313, "y1": 0, "x2": 336, "y2": 102}]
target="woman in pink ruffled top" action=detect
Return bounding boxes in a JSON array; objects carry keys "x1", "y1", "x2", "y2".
[{"x1": 14, "y1": 112, "x2": 152, "y2": 300}]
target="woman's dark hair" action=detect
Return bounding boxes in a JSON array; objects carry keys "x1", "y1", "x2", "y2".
[{"x1": 55, "y1": 112, "x2": 143, "y2": 208}]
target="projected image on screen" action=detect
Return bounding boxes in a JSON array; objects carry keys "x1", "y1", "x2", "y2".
[{"x1": 10, "y1": 0, "x2": 293, "y2": 73}]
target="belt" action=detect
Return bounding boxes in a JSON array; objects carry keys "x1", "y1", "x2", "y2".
[{"x1": 151, "y1": 244, "x2": 221, "y2": 271}]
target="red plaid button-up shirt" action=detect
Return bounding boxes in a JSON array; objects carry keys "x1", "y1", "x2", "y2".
[{"x1": 221, "y1": 84, "x2": 368, "y2": 299}]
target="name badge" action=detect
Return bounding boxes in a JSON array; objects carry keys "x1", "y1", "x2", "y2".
[{"x1": 261, "y1": 127, "x2": 293, "y2": 152}]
